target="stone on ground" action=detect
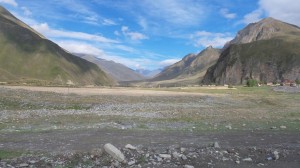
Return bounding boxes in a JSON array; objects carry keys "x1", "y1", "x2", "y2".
[{"x1": 103, "y1": 143, "x2": 126, "y2": 163}]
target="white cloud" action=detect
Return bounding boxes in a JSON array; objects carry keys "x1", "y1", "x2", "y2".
[
  {"x1": 31, "y1": 23, "x2": 119, "y2": 43},
  {"x1": 159, "y1": 59, "x2": 180, "y2": 67},
  {"x1": 259, "y1": 0, "x2": 300, "y2": 26},
  {"x1": 241, "y1": 0, "x2": 300, "y2": 26},
  {"x1": 56, "y1": 40, "x2": 146, "y2": 69},
  {"x1": 57, "y1": 40, "x2": 104, "y2": 56},
  {"x1": 242, "y1": 9, "x2": 264, "y2": 24},
  {"x1": 21, "y1": 7, "x2": 32, "y2": 16},
  {"x1": 220, "y1": 8, "x2": 236, "y2": 19},
  {"x1": 121, "y1": 26, "x2": 148, "y2": 41},
  {"x1": 191, "y1": 31, "x2": 233, "y2": 48},
  {"x1": 0, "y1": 0, "x2": 17, "y2": 7},
  {"x1": 103, "y1": 19, "x2": 117, "y2": 26},
  {"x1": 141, "y1": 0, "x2": 205, "y2": 26}
]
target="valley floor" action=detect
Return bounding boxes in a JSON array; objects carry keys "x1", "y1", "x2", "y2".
[{"x1": 0, "y1": 86, "x2": 299, "y2": 167}]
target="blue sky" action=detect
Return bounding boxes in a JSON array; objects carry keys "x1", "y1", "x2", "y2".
[{"x1": 1, "y1": 0, "x2": 300, "y2": 70}]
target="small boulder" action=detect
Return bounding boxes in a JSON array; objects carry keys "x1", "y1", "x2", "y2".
[
  {"x1": 213, "y1": 142, "x2": 220, "y2": 148},
  {"x1": 280, "y1": 126, "x2": 286, "y2": 129},
  {"x1": 273, "y1": 151, "x2": 279, "y2": 160},
  {"x1": 159, "y1": 154, "x2": 171, "y2": 159},
  {"x1": 103, "y1": 143, "x2": 126, "y2": 163},
  {"x1": 242, "y1": 157, "x2": 252, "y2": 162},
  {"x1": 184, "y1": 165, "x2": 194, "y2": 168},
  {"x1": 125, "y1": 144, "x2": 137, "y2": 150}
]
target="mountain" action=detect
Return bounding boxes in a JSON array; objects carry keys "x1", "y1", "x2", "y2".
[
  {"x1": 203, "y1": 17, "x2": 300, "y2": 85},
  {"x1": 0, "y1": 6, "x2": 114, "y2": 86},
  {"x1": 76, "y1": 54, "x2": 145, "y2": 81},
  {"x1": 135, "y1": 69, "x2": 162, "y2": 78},
  {"x1": 151, "y1": 46, "x2": 221, "y2": 84}
]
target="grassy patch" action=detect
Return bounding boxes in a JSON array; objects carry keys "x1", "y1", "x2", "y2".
[{"x1": 0, "y1": 149, "x2": 23, "y2": 159}]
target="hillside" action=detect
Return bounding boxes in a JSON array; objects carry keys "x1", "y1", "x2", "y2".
[
  {"x1": 203, "y1": 17, "x2": 300, "y2": 85},
  {"x1": 0, "y1": 6, "x2": 114, "y2": 86},
  {"x1": 151, "y1": 46, "x2": 220, "y2": 85},
  {"x1": 76, "y1": 54, "x2": 145, "y2": 81}
]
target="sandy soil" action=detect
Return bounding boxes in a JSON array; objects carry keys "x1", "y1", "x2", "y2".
[{"x1": 1, "y1": 86, "x2": 228, "y2": 96}]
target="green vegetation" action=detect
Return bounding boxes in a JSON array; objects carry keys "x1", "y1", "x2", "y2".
[
  {"x1": 0, "y1": 149, "x2": 23, "y2": 159},
  {"x1": 296, "y1": 78, "x2": 300, "y2": 85},
  {"x1": 246, "y1": 79, "x2": 258, "y2": 87},
  {"x1": 0, "y1": 8, "x2": 113, "y2": 86}
]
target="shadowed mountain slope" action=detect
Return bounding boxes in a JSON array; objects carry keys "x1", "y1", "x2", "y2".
[{"x1": 151, "y1": 46, "x2": 220, "y2": 85}]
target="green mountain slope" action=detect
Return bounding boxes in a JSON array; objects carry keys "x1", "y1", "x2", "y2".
[
  {"x1": 0, "y1": 6, "x2": 114, "y2": 86},
  {"x1": 152, "y1": 46, "x2": 220, "y2": 83},
  {"x1": 203, "y1": 18, "x2": 300, "y2": 85}
]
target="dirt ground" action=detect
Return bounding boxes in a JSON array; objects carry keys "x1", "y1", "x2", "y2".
[{"x1": 0, "y1": 86, "x2": 299, "y2": 167}]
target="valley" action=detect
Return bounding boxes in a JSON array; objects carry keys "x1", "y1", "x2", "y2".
[{"x1": 0, "y1": 86, "x2": 299, "y2": 167}]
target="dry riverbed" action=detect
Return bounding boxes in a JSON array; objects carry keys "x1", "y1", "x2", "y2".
[{"x1": 0, "y1": 86, "x2": 299, "y2": 167}]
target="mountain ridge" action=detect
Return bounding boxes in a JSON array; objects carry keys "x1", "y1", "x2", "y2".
[
  {"x1": 0, "y1": 5, "x2": 114, "y2": 86},
  {"x1": 75, "y1": 54, "x2": 145, "y2": 82},
  {"x1": 151, "y1": 46, "x2": 221, "y2": 84},
  {"x1": 203, "y1": 17, "x2": 300, "y2": 85}
]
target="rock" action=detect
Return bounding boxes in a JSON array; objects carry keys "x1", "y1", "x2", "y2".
[
  {"x1": 184, "y1": 165, "x2": 194, "y2": 168},
  {"x1": 280, "y1": 125, "x2": 287, "y2": 129},
  {"x1": 273, "y1": 151, "x2": 279, "y2": 160},
  {"x1": 156, "y1": 156, "x2": 162, "y2": 162},
  {"x1": 28, "y1": 160, "x2": 37, "y2": 164},
  {"x1": 213, "y1": 142, "x2": 220, "y2": 148},
  {"x1": 271, "y1": 126, "x2": 277, "y2": 129},
  {"x1": 235, "y1": 160, "x2": 240, "y2": 164},
  {"x1": 159, "y1": 154, "x2": 171, "y2": 159},
  {"x1": 18, "y1": 163, "x2": 29, "y2": 167},
  {"x1": 128, "y1": 160, "x2": 136, "y2": 166},
  {"x1": 181, "y1": 154, "x2": 188, "y2": 160},
  {"x1": 242, "y1": 157, "x2": 253, "y2": 162},
  {"x1": 180, "y1": 147, "x2": 186, "y2": 153},
  {"x1": 125, "y1": 144, "x2": 137, "y2": 150},
  {"x1": 258, "y1": 163, "x2": 265, "y2": 166},
  {"x1": 225, "y1": 125, "x2": 232, "y2": 130},
  {"x1": 267, "y1": 156, "x2": 273, "y2": 160},
  {"x1": 103, "y1": 143, "x2": 126, "y2": 163},
  {"x1": 172, "y1": 152, "x2": 181, "y2": 159}
]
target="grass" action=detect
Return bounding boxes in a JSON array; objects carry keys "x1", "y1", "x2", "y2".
[{"x1": 0, "y1": 149, "x2": 23, "y2": 159}]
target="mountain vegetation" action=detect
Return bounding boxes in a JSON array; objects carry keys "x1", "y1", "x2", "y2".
[{"x1": 0, "y1": 6, "x2": 114, "y2": 86}]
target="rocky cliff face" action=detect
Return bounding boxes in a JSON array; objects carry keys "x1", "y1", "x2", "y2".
[{"x1": 203, "y1": 18, "x2": 300, "y2": 85}]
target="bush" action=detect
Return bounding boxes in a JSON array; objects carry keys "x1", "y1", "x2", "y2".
[
  {"x1": 296, "y1": 79, "x2": 300, "y2": 85},
  {"x1": 246, "y1": 79, "x2": 258, "y2": 87}
]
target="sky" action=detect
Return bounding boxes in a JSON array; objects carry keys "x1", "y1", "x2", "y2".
[{"x1": 1, "y1": 0, "x2": 300, "y2": 70}]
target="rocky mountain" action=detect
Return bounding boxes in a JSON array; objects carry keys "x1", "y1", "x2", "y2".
[
  {"x1": 76, "y1": 54, "x2": 145, "y2": 82},
  {"x1": 0, "y1": 6, "x2": 114, "y2": 86},
  {"x1": 152, "y1": 46, "x2": 221, "y2": 83},
  {"x1": 203, "y1": 17, "x2": 300, "y2": 85}
]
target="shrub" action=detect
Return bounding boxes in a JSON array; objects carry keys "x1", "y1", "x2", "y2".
[
  {"x1": 296, "y1": 79, "x2": 300, "y2": 85},
  {"x1": 246, "y1": 79, "x2": 258, "y2": 87}
]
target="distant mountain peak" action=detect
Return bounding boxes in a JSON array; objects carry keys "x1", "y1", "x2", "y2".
[
  {"x1": 203, "y1": 17, "x2": 300, "y2": 85},
  {"x1": 225, "y1": 17, "x2": 300, "y2": 48}
]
